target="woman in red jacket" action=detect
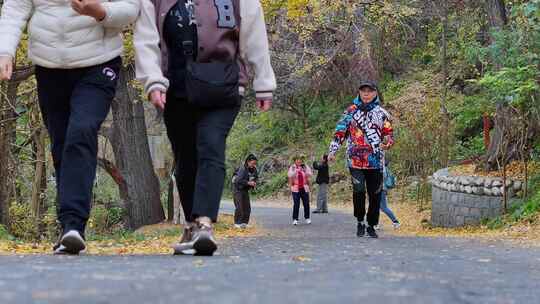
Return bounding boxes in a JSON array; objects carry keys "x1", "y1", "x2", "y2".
[{"x1": 288, "y1": 156, "x2": 313, "y2": 226}]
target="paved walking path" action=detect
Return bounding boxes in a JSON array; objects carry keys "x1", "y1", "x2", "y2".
[{"x1": 1, "y1": 202, "x2": 540, "y2": 304}]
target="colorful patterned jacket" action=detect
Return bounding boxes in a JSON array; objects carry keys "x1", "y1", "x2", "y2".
[{"x1": 328, "y1": 97, "x2": 394, "y2": 170}]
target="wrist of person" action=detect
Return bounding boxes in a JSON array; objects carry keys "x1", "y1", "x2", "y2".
[{"x1": 93, "y1": 7, "x2": 107, "y2": 22}]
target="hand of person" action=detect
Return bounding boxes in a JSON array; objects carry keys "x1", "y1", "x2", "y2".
[
  {"x1": 248, "y1": 181, "x2": 256, "y2": 187},
  {"x1": 71, "y1": 0, "x2": 107, "y2": 21},
  {"x1": 149, "y1": 89, "x2": 167, "y2": 111},
  {"x1": 381, "y1": 143, "x2": 391, "y2": 150},
  {"x1": 256, "y1": 98, "x2": 272, "y2": 112},
  {"x1": 327, "y1": 154, "x2": 336, "y2": 162},
  {"x1": 0, "y1": 56, "x2": 13, "y2": 81}
]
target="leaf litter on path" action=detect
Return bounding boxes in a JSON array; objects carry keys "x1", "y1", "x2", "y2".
[{"x1": 0, "y1": 214, "x2": 258, "y2": 255}]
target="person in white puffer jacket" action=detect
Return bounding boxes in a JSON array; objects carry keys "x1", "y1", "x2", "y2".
[{"x1": 0, "y1": 0, "x2": 140, "y2": 255}]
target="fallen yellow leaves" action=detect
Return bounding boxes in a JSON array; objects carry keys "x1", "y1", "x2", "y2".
[
  {"x1": 381, "y1": 191, "x2": 540, "y2": 247},
  {"x1": 292, "y1": 255, "x2": 312, "y2": 262},
  {"x1": 450, "y1": 161, "x2": 540, "y2": 180},
  {"x1": 0, "y1": 214, "x2": 258, "y2": 255}
]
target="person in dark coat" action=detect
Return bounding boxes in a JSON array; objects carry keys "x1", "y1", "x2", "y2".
[
  {"x1": 313, "y1": 154, "x2": 330, "y2": 214},
  {"x1": 233, "y1": 154, "x2": 259, "y2": 228}
]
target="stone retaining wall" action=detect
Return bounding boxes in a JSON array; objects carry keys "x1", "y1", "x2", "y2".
[{"x1": 430, "y1": 168, "x2": 524, "y2": 227}]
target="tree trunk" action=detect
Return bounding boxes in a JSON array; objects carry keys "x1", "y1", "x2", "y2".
[
  {"x1": 110, "y1": 64, "x2": 164, "y2": 230},
  {"x1": 0, "y1": 64, "x2": 32, "y2": 224},
  {"x1": 30, "y1": 125, "x2": 47, "y2": 220},
  {"x1": 483, "y1": 0, "x2": 511, "y2": 171},
  {"x1": 486, "y1": 0, "x2": 507, "y2": 30},
  {"x1": 440, "y1": 0, "x2": 451, "y2": 167},
  {"x1": 349, "y1": 5, "x2": 378, "y2": 83},
  {"x1": 0, "y1": 81, "x2": 17, "y2": 225},
  {"x1": 484, "y1": 104, "x2": 534, "y2": 170}
]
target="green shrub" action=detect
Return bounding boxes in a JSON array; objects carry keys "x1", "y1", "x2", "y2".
[
  {"x1": 0, "y1": 224, "x2": 14, "y2": 241},
  {"x1": 87, "y1": 204, "x2": 125, "y2": 236},
  {"x1": 255, "y1": 171, "x2": 289, "y2": 197},
  {"x1": 8, "y1": 202, "x2": 39, "y2": 241},
  {"x1": 452, "y1": 134, "x2": 485, "y2": 161},
  {"x1": 41, "y1": 205, "x2": 60, "y2": 242}
]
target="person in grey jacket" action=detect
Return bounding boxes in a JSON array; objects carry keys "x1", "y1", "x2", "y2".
[
  {"x1": 134, "y1": 0, "x2": 276, "y2": 256},
  {"x1": 313, "y1": 154, "x2": 330, "y2": 214},
  {"x1": 233, "y1": 154, "x2": 259, "y2": 228},
  {"x1": 0, "y1": 0, "x2": 140, "y2": 255}
]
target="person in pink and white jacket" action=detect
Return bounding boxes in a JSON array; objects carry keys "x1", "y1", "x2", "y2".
[{"x1": 288, "y1": 156, "x2": 313, "y2": 226}]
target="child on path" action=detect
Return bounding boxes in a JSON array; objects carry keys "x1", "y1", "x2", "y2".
[{"x1": 328, "y1": 81, "x2": 394, "y2": 238}]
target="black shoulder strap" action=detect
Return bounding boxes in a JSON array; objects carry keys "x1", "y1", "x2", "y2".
[{"x1": 181, "y1": 0, "x2": 196, "y2": 63}]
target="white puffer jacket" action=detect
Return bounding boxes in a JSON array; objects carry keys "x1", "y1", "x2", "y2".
[{"x1": 0, "y1": 0, "x2": 140, "y2": 68}]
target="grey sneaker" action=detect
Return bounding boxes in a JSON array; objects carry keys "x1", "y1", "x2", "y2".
[
  {"x1": 53, "y1": 230, "x2": 86, "y2": 255},
  {"x1": 173, "y1": 223, "x2": 195, "y2": 255},
  {"x1": 192, "y1": 217, "x2": 217, "y2": 256}
]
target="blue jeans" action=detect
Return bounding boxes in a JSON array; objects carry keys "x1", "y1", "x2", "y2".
[{"x1": 380, "y1": 191, "x2": 398, "y2": 223}]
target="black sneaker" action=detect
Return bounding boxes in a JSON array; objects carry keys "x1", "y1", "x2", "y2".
[
  {"x1": 366, "y1": 226, "x2": 378, "y2": 238},
  {"x1": 321, "y1": 210, "x2": 329, "y2": 214},
  {"x1": 53, "y1": 230, "x2": 86, "y2": 255},
  {"x1": 313, "y1": 210, "x2": 322, "y2": 214},
  {"x1": 356, "y1": 223, "x2": 365, "y2": 237},
  {"x1": 192, "y1": 217, "x2": 217, "y2": 256}
]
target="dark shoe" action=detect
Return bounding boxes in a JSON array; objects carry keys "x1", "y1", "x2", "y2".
[
  {"x1": 356, "y1": 223, "x2": 365, "y2": 237},
  {"x1": 366, "y1": 226, "x2": 378, "y2": 238},
  {"x1": 313, "y1": 210, "x2": 322, "y2": 214},
  {"x1": 192, "y1": 217, "x2": 217, "y2": 256},
  {"x1": 321, "y1": 210, "x2": 329, "y2": 214},
  {"x1": 53, "y1": 230, "x2": 86, "y2": 255},
  {"x1": 173, "y1": 223, "x2": 195, "y2": 255}
]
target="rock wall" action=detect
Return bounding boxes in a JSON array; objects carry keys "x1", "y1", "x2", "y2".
[{"x1": 430, "y1": 168, "x2": 524, "y2": 227}]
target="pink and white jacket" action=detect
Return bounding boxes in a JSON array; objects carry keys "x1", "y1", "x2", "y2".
[{"x1": 288, "y1": 165, "x2": 313, "y2": 193}]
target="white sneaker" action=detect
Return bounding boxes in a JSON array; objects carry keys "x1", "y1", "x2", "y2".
[
  {"x1": 293, "y1": 220, "x2": 299, "y2": 226},
  {"x1": 234, "y1": 224, "x2": 243, "y2": 229},
  {"x1": 241, "y1": 223, "x2": 248, "y2": 229},
  {"x1": 392, "y1": 221, "x2": 401, "y2": 229},
  {"x1": 374, "y1": 225, "x2": 381, "y2": 230},
  {"x1": 305, "y1": 219, "x2": 312, "y2": 225},
  {"x1": 53, "y1": 230, "x2": 86, "y2": 255}
]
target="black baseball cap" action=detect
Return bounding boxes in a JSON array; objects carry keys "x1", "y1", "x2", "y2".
[
  {"x1": 358, "y1": 81, "x2": 378, "y2": 91},
  {"x1": 246, "y1": 154, "x2": 258, "y2": 162}
]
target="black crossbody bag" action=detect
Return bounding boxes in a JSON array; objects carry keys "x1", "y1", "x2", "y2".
[{"x1": 180, "y1": 3, "x2": 241, "y2": 109}]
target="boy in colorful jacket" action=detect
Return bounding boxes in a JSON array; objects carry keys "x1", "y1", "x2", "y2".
[{"x1": 328, "y1": 81, "x2": 394, "y2": 238}]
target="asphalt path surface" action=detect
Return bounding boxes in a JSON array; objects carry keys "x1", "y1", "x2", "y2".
[{"x1": 1, "y1": 202, "x2": 539, "y2": 304}]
